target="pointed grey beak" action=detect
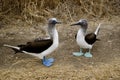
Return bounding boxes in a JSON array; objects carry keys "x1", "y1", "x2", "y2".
[
  {"x1": 70, "y1": 22, "x2": 81, "y2": 26},
  {"x1": 56, "y1": 21, "x2": 62, "y2": 24}
]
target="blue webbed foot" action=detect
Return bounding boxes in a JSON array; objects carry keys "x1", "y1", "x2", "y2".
[
  {"x1": 84, "y1": 52, "x2": 92, "y2": 58},
  {"x1": 47, "y1": 58, "x2": 54, "y2": 63},
  {"x1": 42, "y1": 61, "x2": 53, "y2": 67},
  {"x1": 42, "y1": 57, "x2": 55, "y2": 67},
  {"x1": 73, "y1": 52, "x2": 84, "y2": 56}
]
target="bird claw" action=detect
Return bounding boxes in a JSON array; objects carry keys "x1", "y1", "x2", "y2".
[
  {"x1": 47, "y1": 58, "x2": 54, "y2": 63},
  {"x1": 42, "y1": 61, "x2": 53, "y2": 67},
  {"x1": 73, "y1": 52, "x2": 84, "y2": 56},
  {"x1": 42, "y1": 57, "x2": 54, "y2": 67},
  {"x1": 84, "y1": 52, "x2": 92, "y2": 58}
]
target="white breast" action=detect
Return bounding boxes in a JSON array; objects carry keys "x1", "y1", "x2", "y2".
[
  {"x1": 40, "y1": 29, "x2": 59, "y2": 58},
  {"x1": 76, "y1": 29, "x2": 92, "y2": 49}
]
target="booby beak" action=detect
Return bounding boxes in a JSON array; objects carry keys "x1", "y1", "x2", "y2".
[
  {"x1": 48, "y1": 20, "x2": 62, "y2": 24},
  {"x1": 56, "y1": 21, "x2": 62, "y2": 24},
  {"x1": 70, "y1": 22, "x2": 81, "y2": 26}
]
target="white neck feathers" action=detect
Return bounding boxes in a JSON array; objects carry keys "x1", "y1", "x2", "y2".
[{"x1": 39, "y1": 25, "x2": 59, "y2": 58}]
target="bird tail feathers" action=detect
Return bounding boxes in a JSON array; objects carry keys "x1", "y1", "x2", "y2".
[
  {"x1": 3, "y1": 44, "x2": 20, "y2": 50},
  {"x1": 94, "y1": 23, "x2": 102, "y2": 35},
  {"x1": 3, "y1": 44, "x2": 21, "y2": 54}
]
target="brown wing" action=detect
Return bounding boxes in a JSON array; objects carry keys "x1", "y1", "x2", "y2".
[
  {"x1": 18, "y1": 39, "x2": 53, "y2": 53},
  {"x1": 85, "y1": 33, "x2": 97, "y2": 45}
]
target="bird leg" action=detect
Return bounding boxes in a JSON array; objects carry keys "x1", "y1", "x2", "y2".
[
  {"x1": 84, "y1": 49, "x2": 92, "y2": 58},
  {"x1": 42, "y1": 56, "x2": 54, "y2": 67},
  {"x1": 72, "y1": 48, "x2": 84, "y2": 56}
]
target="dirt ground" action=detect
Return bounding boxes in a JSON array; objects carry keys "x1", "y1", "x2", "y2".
[{"x1": 0, "y1": 17, "x2": 120, "y2": 80}]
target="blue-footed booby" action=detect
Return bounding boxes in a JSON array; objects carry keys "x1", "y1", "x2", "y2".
[
  {"x1": 71, "y1": 19, "x2": 101, "y2": 57},
  {"x1": 4, "y1": 18, "x2": 61, "y2": 67}
]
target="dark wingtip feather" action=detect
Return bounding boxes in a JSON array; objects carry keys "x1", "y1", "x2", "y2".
[{"x1": 11, "y1": 48, "x2": 21, "y2": 54}]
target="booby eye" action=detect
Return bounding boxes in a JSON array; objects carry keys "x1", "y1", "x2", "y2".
[{"x1": 51, "y1": 20, "x2": 57, "y2": 24}]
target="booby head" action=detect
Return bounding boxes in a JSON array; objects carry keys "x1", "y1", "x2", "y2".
[
  {"x1": 48, "y1": 18, "x2": 61, "y2": 25},
  {"x1": 71, "y1": 19, "x2": 88, "y2": 27},
  {"x1": 47, "y1": 18, "x2": 61, "y2": 39}
]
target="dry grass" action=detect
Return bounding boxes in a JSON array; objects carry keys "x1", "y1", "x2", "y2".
[
  {"x1": 0, "y1": 0, "x2": 120, "y2": 24},
  {"x1": 0, "y1": 58, "x2": 119, "y2": 80},
  {"x1": 0, "y1": 62, "x2": 120, "y2": 80}
]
